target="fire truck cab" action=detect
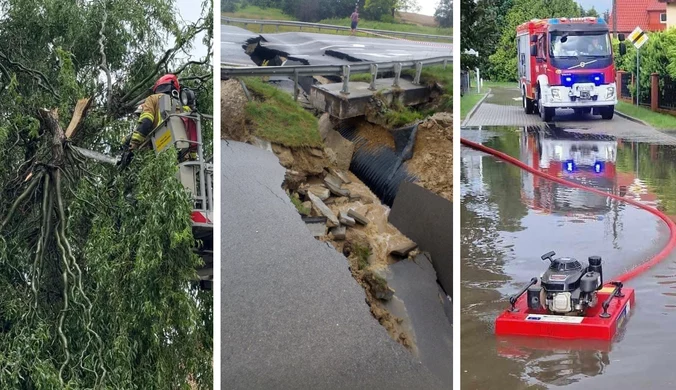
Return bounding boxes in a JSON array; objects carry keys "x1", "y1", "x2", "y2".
[{"x1": 517, "y1": 17, "x2": 626, "y2": 122}]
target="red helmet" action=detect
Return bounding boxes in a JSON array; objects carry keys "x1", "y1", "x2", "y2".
[{"x1": 153, "y1": 74, "x2": 180, "y2": 93}]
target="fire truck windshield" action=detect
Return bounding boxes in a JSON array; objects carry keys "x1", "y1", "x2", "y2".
[{"x1": 549, "y1": 33, "x2": 611, "y2": 59}]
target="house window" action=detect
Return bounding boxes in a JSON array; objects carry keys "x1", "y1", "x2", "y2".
[{"x1": 661, "y1": 13, "x2": 667, "y2": 23}]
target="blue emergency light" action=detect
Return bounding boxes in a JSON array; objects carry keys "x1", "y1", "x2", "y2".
[
  {"x1": 594, "y1": 161, "x2": 604, "y2": 173},
  {"x1": 548, "y1": 18, "x2": 560, "y2": 24},
  {"x1": 564, "y1": 160, "x2": 576, "y2": 172}
]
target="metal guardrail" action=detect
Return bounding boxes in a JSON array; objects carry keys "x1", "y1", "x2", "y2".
[
  {"x1": 221, "y1": 56, "x2": 451, "y2": 100},
  {"x1": 222, "y1": 16, "x2": 452, "y2": 42}
]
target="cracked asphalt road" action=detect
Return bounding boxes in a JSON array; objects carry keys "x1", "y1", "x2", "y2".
[{"x1": 221, "y1": 140, "x2": 445, "y2": 390}]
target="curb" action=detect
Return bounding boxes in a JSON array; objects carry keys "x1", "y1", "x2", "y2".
[
  {"x1": 615, "y1": 110, "x2": 653, "y2": 128},
  {"x1": 462, "y1": 88, "x2": 491, "y2": 127}
]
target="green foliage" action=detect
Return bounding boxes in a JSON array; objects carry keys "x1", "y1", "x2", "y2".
[
  {"x1": 613, "y1": 29, "x2": 676, "y2": 104},
  {"x1": 0, "y1": 0, "x2": 213, "y2": 388},
  {"x1": 320, "y1": 17, "x2": 451, "y2": 36},
  {"x1": 242, "y1": 77, "x2": 322, "y2": 148},
  {"x1": 1, "y1": 149, "x2": 212, "y2": 389},
  {"x1": 484, "y1": 0, "x2": 581, "y2": 80},
  {"x1": 364, "y1": 0, "x2": 394, "y2": 21},
  {"x1": 435, "y1": 0, "x2": 452, "y2": 28},
  {"x1": 354, "y1": 243, "x2": 371, "y2": 270}
]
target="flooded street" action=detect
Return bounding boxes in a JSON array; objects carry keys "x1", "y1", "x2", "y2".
[{"x1": 461, "y1": 126, "x2": 676, "y2": 389}]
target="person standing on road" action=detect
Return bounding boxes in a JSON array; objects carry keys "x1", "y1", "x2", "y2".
[{"x1": 350, "y1": 7, "x2": 359, "y2": 36}]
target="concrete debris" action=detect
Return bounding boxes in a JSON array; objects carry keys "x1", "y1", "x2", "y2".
[
  {"x1": 324, "y1": 173, "x2": 344, "y2": 187},
  {"x1": 349, "y1": 193, "x2": 362, "y2": 202},
  {"x1": 330, "y1": 225, "x2": 347, "y2": 240},
  {"x1": 305, "y1": 221, "x2": 328, "y2": 237},
  {"x1": 390, "y1": 241, "x2": 418, "y2": 257},
  {"x1": 308, "y1": 185, "x2": 331, "y2": 201},
  {"x1": 339, "y1": 211, "x2": 356, "y2": 227},
  {"x1": 308, "y1": 192, "x2": 339, "y2": 227},
  {"x1": 329, "y1": 168, "x2": 351, "y2": 184},
  {"x1": 348, "y1": 209, "x2": 369, "y2": 225},
  {"x1": 324, "y1": 179, "x2": 350, "y2": 197}
]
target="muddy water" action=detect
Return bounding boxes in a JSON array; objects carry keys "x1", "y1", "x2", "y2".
[{"x1": 461, "y1": 126, "x2": 676, "y2": 389}]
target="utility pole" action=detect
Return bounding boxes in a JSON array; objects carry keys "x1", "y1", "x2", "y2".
[{"x1": 612, "y1": 0, "x2": 617, "y2": 39}]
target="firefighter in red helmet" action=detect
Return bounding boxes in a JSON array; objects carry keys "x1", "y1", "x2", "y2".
[
  {"x1": 125, "y1": 74, "x2": 180, "y2": 150},
  {"x1": 119, "y1": 74, "x2": 180, "y2": 168}
]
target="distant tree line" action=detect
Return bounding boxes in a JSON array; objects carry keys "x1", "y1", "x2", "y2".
[{"x1": 461, "y1": 0, "x2": 606, "y2": 81}]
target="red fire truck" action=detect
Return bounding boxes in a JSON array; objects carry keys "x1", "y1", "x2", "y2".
[{"x1": 517, "y1": 17, "x2": 627, "y2": 122}]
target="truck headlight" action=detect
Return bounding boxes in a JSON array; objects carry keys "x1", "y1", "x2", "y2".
[
  {"x1": 606, "y1": 87, "x2": 615, "y2": 99},
  {"x1": 551, "y1": 89, "x2": 560, "y2": 101}
]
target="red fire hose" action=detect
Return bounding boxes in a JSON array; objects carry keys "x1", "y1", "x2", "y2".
[{"x1": 461, "y1": 137, "x2": 676, "y2": 283}]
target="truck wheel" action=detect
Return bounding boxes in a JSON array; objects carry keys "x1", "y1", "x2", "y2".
[
  {"x1": 523, "y1": 92, "x2": 534, "y2": 114},
  {"x1": 538, "y1": 92, "x2": 554, "y2": 122},
  {"x1": 601, "y1": 106, "x2": 614, "y2": 120}
]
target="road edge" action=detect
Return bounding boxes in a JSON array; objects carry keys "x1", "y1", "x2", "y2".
[
  {"x1": 462, "y1": 88, "x2": 491, "y2": 127},
  {"x1": 615, "y1": 109, "x2": 653, "y2": 128}
]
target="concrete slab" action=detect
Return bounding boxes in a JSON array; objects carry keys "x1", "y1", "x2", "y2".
[
  {"x1": 338, "y1": 211, "x2": 356, "y2": 226},
  {"x1": 386, "y1": 254, "x2": 453, "y2": 386},
  {"x1": 389, "y1": 182, "x2": 453, "y2": 296},
  {"x1": 311, "y1": 78, "x2": 430, "y2": 119},
  {"x1": 308, "y1": 192, "x2": 339, "y2": 226},
  {"x1": 347, "y1": 209, "x2": 369, "y2": 225}
]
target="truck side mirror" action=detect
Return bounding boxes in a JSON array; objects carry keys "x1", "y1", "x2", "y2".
[
  {"x1": 618, "y1": 33, "x2": 626, "y2": 42},
  {"x1": 530, "y1": 44, "x2": 538, "y2": 57},
  {"x1": 531, "y1": 35, "x2": 538, "y2": 43},
  {"x1": 619, "y1": 42, "x2": 626, "y2": 56}
]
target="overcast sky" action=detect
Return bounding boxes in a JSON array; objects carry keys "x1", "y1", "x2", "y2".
[
  {"x1": 576, "y1": 0, "x2": 611, "y2": 13},
  {"x1": 175, "y1": 0, "x2": 209, "y2": 59},
  {"x1": 417, "y1": 0, "x2": 438, "y2": 17}
]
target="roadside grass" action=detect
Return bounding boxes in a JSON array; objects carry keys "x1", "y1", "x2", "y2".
[
  {"x1": 616, "y1": 101, "x2": 676, "y2": 130},
  {"x1": 289, "y1": 193, "x2": 310, "y2": 215},
  {"x1": 222, "y1": 7, "x2": 451, "y2": 42},
  {"x1": 353, "y1": 243, "x2": 371, "y2": 270},
  {"x1": 461, "y1": 90, "x2": 487, "y2": 120},
  {"x1": 242, "y1": 77, "x2": 323, "y2": 148},
  {"x1": 319, "y1": 17, "x2": 452, "y2": 38},
  {"x1": 222, "y1": 6, "x2": 293, "y2": 20}
]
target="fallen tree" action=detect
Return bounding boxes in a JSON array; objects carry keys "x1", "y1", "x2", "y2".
[{"x1": 0, "y1": 0, "x2": 213, "y2": 388}]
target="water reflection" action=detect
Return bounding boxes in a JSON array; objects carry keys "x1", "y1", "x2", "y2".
[{"x1": 461, "y1": 125, "x2": 676, "y2": 389}]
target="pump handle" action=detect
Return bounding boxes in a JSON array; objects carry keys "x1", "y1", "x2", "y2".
[{"x1": 541, "y1": 251, "x2": 556, "y2": 262}]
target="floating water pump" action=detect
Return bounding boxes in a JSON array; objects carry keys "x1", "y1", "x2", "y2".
[{"x1": 496, "y1": 251, "x2": 635, "y2": 341}]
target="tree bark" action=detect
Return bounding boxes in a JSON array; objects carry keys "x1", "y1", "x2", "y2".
[{"x1": 38, "y1": 108, "x2": 65, "y2": 167}]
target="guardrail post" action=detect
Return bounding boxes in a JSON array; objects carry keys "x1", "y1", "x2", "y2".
[
  {"x1": 413, "y1": 62, "x2": 423, "y2": 85},
  {"x1": 294, "y1": 69, "x2": 299, "y2": 101},
  {"x1": 275, "y1": 24, "x2": 279, "y2": 33},
  {"x1": 369, "y1": 64, "x2": 379, "y2": 91},
  {"x1": 393, "y1": 63, "x2": 402, "y2": 88},
  {"x1": 341, "y1": 65, "x2": 351, "y2": 95},
  {"x1": 260, "y1": 23, "x2": 264, "y2": 33},
  {"x1": 443, "y1": 59, "x2": 448, "y2": 69}
]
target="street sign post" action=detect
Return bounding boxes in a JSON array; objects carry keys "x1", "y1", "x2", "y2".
[{"x1": 628, "y1": 26, "x2": 649, "y2": 106}]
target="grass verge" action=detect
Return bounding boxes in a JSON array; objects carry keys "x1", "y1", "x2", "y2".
[
  {"x1": 616, "y1": 101, "x2": 676, "y2": 130},
  {"x1": 461, "y1": 90, "x2": 487, "y2": 120},
  {"x1": 222, "y1": 6, "x2": 293, "y2": 20},
  {"x1": 319, "y1": 17, "x2": 451, "y2": 37},
  {"x1": 242, "y1": 77, "x2": 323, "y2": 148},
  {"x1": 222, "y1": 7, "x2": 451, "y2": 42}
]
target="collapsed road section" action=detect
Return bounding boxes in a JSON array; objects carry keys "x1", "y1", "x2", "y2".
[
  {"x1": 221, "y1": 26, "x2": 451, "y2": 66},
  {"x1": 222, "y1": 141, "x2": 447, "y2": 389},
  {"x1": 221, "y1": 41, "x2": 452, "y2": 385}
]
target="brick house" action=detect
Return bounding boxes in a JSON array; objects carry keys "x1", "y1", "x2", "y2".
[{"x1": 610, "y1": 0, "x2": 667, "y2": 33}]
